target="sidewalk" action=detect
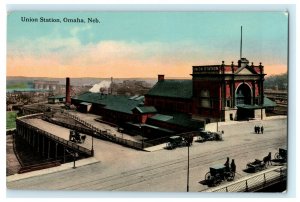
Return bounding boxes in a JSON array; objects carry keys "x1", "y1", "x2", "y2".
[
  {"x1": 205, "y1": 115, "x2": 287, "y2": 131},
  {"x1": 144, "y1": 143, "x2": 166, "y2": 152},
  {"x1": 6, "y1": 157, "x2": 99, "y2": 183}
]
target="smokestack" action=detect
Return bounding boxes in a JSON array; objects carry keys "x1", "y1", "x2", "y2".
[
  {"x1": 66, "y1": 77, "x2": 71, "y2": 104},
  {"x1": 158, "y1": 74, "x2": 165, "y2": 81}
]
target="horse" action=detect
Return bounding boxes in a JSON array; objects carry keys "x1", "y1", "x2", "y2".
[{"x1": 263, "y1": 152, "x2": 272, "y2": 166}]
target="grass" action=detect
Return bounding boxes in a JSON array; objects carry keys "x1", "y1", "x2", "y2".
[
  {"x1": 6, "y1": 82, "x2": 29, "y2": 89},
  {"x1": 6, "y1": 111, "x2": 17, "y2": 129}
]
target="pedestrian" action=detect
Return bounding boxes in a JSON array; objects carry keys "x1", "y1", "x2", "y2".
[
  {"x1": 257, "y1": 126, "x2": 260, "y2": 134},
  {"x1": 254, "y1": 125, "x2": 257, "y2": 134},
  {"x1": 261, "y1": 125, "x2": 264, "y2": 134},
  {"x1": 224, "y1": 157, "x2": 230, "y2": 172},
  {"x1": 231, "y1": 159, "x2": 236, "y2": 173}
]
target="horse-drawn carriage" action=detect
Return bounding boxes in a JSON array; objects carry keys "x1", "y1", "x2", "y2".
[
  {"x1": 273, "y1": 148, "x2": 287, "y2": 163},
  {"x1": 245, "y1": 152, "x2": 272, "y2": 173},
  {"x1": 204, "y1": 164, "x2": 235, "y2": 187},
  {"x1": 69, "y1": 130, "x2": 86, "y2": 144}
]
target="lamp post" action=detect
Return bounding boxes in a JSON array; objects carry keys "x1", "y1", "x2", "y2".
[
  {"x1": 184, "y1": 137, "x2": 191, "y2": 192},
  {"x1": 139, "y1": 124, "x2": 144, "y2": 149},
  {"x1": 187, "y1": 142, "x2": 190, "y2": 192},
  {"x1": 66, "y1": 149, "x2": 78, "y2": 169},
  {"x1": 91, "y1": 132, "x2": 95, "y2": 156}
]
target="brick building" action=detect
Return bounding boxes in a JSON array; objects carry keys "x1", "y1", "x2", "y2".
[{"x1": 145, "y1": 57, "x2": 275, "y2": 123}]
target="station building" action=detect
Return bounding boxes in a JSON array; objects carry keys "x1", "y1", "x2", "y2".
[{"x1": 145, "y1": 58, "x2": 276, "y2": 123}]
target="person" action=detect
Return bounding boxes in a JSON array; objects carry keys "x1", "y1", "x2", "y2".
[
  {"x1": 261, "y1": 125, "x2": 264, "y2": 134},
  {"x1": 257, "y1": 126, "x2": 260, "y2": 134},
  {"x1": 224, "y1": 157, "x2": 230, "y2": 172},
  {"x1": 231, "y1": 159, "x2": 236, "y2": 173},
  {"x1": 254, "y1": 125, "x2": 257, "y2": 134}
]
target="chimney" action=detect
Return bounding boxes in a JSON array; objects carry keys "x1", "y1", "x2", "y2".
[
  {"x1": 238, "y1": 58, "x2": 249, "y2": 68},
  {"x1": 66, "y1": 77, "x2": 71, "y2": 104},
  {"x1": 158, "y1": 74, "x2": 165, "y2": 81}
]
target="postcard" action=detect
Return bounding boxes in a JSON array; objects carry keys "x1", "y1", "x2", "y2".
[{"x1": 6, "y1": 11, "x2": 288, "y2": 193}]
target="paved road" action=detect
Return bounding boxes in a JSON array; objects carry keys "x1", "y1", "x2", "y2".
[{"x1": 7, "y1": 118, "x2": 287, "y2": 192}]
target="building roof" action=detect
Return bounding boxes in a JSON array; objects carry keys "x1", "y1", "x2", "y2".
[
  {"x1": 134, "y1": 106, "x2": 157, "y2": 114},
  {"x1": 72, "y1": 92, "x2": 144, "y2": 114},
  {"x1": 263, "y1": 97, "x2": 276, "y2": 107},
  {"x1": 126, "y1": 122, "x2": 174, "y2": 133},
  {"x1": 80, "y1": 102, "x2": 92, "y2": 106},
  {"x1": 236, "y1": 97, "x2": 276, "y2": 109},
  {"x1": 146, "y1": 80, "x2": 193, "y2": 99},
  {"x1": 48, "y1": 95, "x2": 65, "y2": 99},
  {"x1": 148, "y1": 113, "x2": 204, "y2": 130}
]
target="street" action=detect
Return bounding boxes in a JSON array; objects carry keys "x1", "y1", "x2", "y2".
[{"x1": 7, "y1": 117, "x2": 287, "y2": 192}]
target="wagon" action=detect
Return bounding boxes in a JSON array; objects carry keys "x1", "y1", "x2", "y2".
[
  {"x1": 246, "y1": 159, "x2": 266, "y2": 173},
  {"x1": 205, "y1": 164, "x2": 235, "y2": 187},
  {"x1": 274, "y1": 148, "x2": 287, "y2": 163}
]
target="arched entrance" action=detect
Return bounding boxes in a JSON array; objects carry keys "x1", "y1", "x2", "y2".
[
  {"x1": 236, "y1": 83, "x2": 254, "y2": 120},
  {"x1": 235, "y1": 83, "x2": 252, "y2": 105}
]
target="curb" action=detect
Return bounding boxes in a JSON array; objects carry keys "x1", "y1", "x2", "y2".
[{"x1": 6, "y1": 157, "x2": 100, "y2": 183}]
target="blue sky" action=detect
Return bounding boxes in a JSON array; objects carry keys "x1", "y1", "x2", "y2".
[{"x1": 7, "y1": 11, "x2": 288, "y2": 77}]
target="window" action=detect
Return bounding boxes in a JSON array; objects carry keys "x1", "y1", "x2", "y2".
[{"x1": 226, "y1": 100, "x2": 231, "y2": 107}]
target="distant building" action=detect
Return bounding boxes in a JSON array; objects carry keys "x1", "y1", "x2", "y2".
[
  {"x1": 48, "y1": 95, "x2": 66, "y2": 104},
  {"x1": 33, "y1": 80, "x2": 59, "y2": 90}
]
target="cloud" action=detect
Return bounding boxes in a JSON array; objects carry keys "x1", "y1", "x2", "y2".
[
  {"x1": 70, "y1": 25, "x2": 92, "y2": 37},
  {"x1": 7, "y1": 35, "x2": 287, "y2": 78}
]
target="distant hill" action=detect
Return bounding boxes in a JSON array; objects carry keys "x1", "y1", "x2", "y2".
[
  {"x1": 264, "y1": 73, "x2": 288, "y2": 90},
  {"x1": 6, "y1": 76, "x2": 160, "y2": 87}
]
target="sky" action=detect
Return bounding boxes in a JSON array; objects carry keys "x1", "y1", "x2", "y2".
[{"x1": 7, "y1": 11, "x2": 288, "y2": 78}]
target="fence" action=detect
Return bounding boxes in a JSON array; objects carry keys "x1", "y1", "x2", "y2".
[
  {"x1": 203, "y1": 166, "x2": 287, "y2": 192},
  {"x1": 62, "y1": 111, "x2": 152, "y2": 150},
  {"x1": 16, "y1": 117, "x2": 93, "y2": 156}
]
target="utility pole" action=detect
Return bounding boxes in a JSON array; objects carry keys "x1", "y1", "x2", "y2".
[{"x1": 187, "y1": 143, "x2": 190, "y2": 192}]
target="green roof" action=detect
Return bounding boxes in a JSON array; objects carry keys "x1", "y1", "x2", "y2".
[
  {"x1": 264, "y1": 97, "x2": 276, "y2": 107},
  {"x1": 134, "y1": 106, "x2": 157, "y2": 114},
  {"x1": 48, "y1": 95, "x2": 65, "y2": 99},
  {"x1": 72, "y1": 92, "x2": 144, "y2": 114},
  {"x1": 126, "y1": 122, "x2": 174, "y2": 133},
  {"x1": 237, "y1": 97, "x2": 276, "y2": 109},
  {"x1": 80, "y1": 102, "x2": 92, "y2": 106},
  {"x1": 236, "y1": 104, "x2": 262, "y2": 109},
  {"x1": 150, "y1": 114, "x2": 173, "y2": 121},
  {"x1": 149, "y1": 113, "x2": 204, "y2": 130},
  {"x1": 146, "y1": 80, "x2": 193, "y2": 99}
]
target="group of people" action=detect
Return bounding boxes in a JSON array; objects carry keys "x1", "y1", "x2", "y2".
[
  {"x1": 224, "y1": 157, "x2": 236, "y2": 173},
  {"x1": 254, "y1": 125, "x2": 264, "y2": 134}
]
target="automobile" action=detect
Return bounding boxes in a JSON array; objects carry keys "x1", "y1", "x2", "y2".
[{"x1": 165, "y1": 136, "x2": 188, "y2": 150}]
